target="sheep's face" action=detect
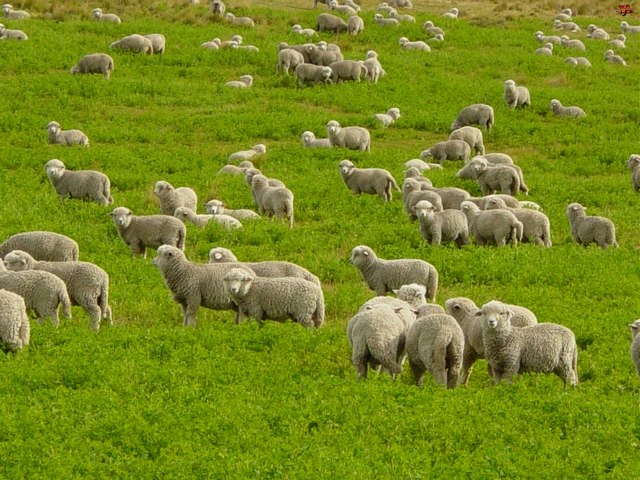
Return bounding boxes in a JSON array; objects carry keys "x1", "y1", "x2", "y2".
[
  {"x1": 413, "y1": 201, "x2": 435, "y2": 219},
  {"x1": 481, "y1": 301, "x2": 512, "y2": 331},
  {"x1": 349, "y1": 245, "x2": 374, "y2": 266},
  {"x1": 301, "y1": 132, "x2": 314, "y2": 145},
  {"x1": 173, "y1": 207, "x2": 190, "y2": 221},
  {"x1": 154, "y1": 181, "x2": 171, "y2": 196},
  {"x1": 320, "y1": 67, "x2": 333, "y2": 81},
  {"x1": 205, "y1": 200, "x2": 223, "y2": 215},
  {"x1": 388, "y1": 108, "x2": 400, "y2": 119},
  {"x1": 419, "y1": 149, "x2": 432, "y2": 159},
  {"x1": 3, "y1": 5, "x2": 10, "y2": 14},
  {"x1": 153, "y1": 245, "x2": 183, "y2": 269},
  {"x1": 629, "y1": 320, "x2": 640, "y2": 339},
  {"x1": 252, "y1": 144, "x2": 266, "y2": 154},
  {"x1": 223, "y1": 268, "x2": 254, "y2": 297},
  {"x1": 91, "y1": 8, "x2": 101, "y2": 18},
  {"x1": 566, "y1": 203, "x2": 585, "y2": 219},
  {"x1": 3, "y1": 251, "x2": 30, "y2": 272},
  {"x1": 110, "y1": 207, "x2": 133, "y2": 228},
  {"x1": 47, "y1": 123, "x2": 60, "y2": 135},
  {"x1": 240, "y1": 75, "x2": 253, "y2": 86},
  {"x1": 326, "y1": 120, "x2": 341, "y2": 136},
  {"x1": 627, "y1": 155, "x2": 640, "y2": 170},
  {"x1": 460, "y1": 201, "x2": 478, "y2": 215},
  {"x1": 504, "y1": 80, "x2": 516, "y2": 90},
  {"x1": 445, "y1": 298, "x2": 477, "y2": 319},
  {"x1": 45, "y1": 160, "x2": 65, "y2": 180},
  {"x1": 553, "y1": 20, "x2": 561, "y2": 27},
  {"x1": 549, "y1": 99, "x2": 560, "y2": 110},
  {"x1": 338, "y1": 160, "x2": 354, "y2": 175}
]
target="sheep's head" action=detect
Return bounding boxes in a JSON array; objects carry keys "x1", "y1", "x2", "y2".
[
  {"x1": 231, "y1": 34, "x2": 243, "y2": 44},
  {"x1": 485, "y1": 197, "x2": 507, "y2": 211},
  {"x1": 3, "y1": 250, "x2": 34, "y2": 272},
  {"x1": 173, "y1": 207, "x2": 193, "y2": 221},
  {"x1": 338, "y1": 159, "x2": 355, "y2": 176},
  {"x1": 224, "y1": 13, "x2": 234, "y2": 20},
  {"x1": 109, "y1": 206, "x2": 133, "y2": 228},
  {"x1": 460, "y1": 201, "x2": 479, "y2": 216},
  {"x1": 292, "y1": 24, "x2": 301, "y2": 32},
  {"x1": 374, "y1": 13, "x2": 383, "y2": 21},
  {"x1": 349, "y1": 245, "x2": 375, "y2": 267},
  {"x1": 629, "y1": 319, "x2": 640, "y2": 339},
  {"x1": 153, "y1": 244, "x2": 185, "y2": 269},
  {"x1": 553, "y1": 19, "x2": 562, "y2": 27},
  {"x1": 534, "y1": 31, "x2": 543, "y2": 40},
  {"x1": 204, "y1": 199, "x2": 224, "y2": 214},
  {"x1": 504, "y1": 79, "x2": 516, "y2": 90},
  {"x1": 326, "y1": 120, "x2": 341, "y2": 135},
  {"x1": 387, "y1": 107, "x2": 400, "y2": 119},
  {"x1": 626, "y1": 154, "x2": 640, "y2": 171},
  {"x1": 252, "y1": 144, "x2": 266, "y2": 154},
  {"x1": 46, "y1": 121, "x2": 61, "y2": 135},
  {"x1": 251, "y1": 174, "x2": 269, "y2": 190},
  {"x1": 416, "y1": 304, "x2": 444, "y2": 318},
  {"x1": 621, "y1": 21, "x2": 629, "y2": 28},
  {"x1": 208, "y1": 247, "x2": 237, "y2": 263},
  {"x1": 91, "y1": 7, "x2": 102, "y2": 18},
  {"x1": 223, "y1": 267, "x2": 255, "y2": 297},
  {"x1": 419, "y1": 148, "x2": 432, "y2": 159},
  {"x1": 394, "y1": 283, "x2": 427, "y2": 307},
  {"x1": 423, "y1": 20, "x2": 434, "y2": 28},
  {"x1": 240, "y1": 75, "x2": 253, "y2": 87},
  {"x1": 445, "y1": 297, "x2": 479, "y2": 320},
  {"x1": 398, "y1": 37, "x2": 408, "y2": 46},
  {"x1": 566, "y1": 202, "x2": 586, "y2": 219},
  {"x1": 45, "y1": 159, "x2": 65, "y2": 180},
  {"x1": 301, "y1": 131, "x2": 315, "y2": 145},
  {"x1": 404, "y1": 167, "x2": 421, "y2": 179},
  {"x1": 412, "y1": 200, "x2": 436, "y2": 220},
  {"x1": 402, "y1": 178, "x2": 421, "y2": 193},
  {"x1": 470, "y1": 157, "x2": 488, "y2": 174},
  {"x1": 154, "y1": 181, "x2": 174, "y2": 196},
  {"x1": 549, "y1": 99, "x2": 561, "y2": 111},
  {"x1": 604, "y1": 49, "x2": 614, "y2": 58},
  {"x1": 320, "y1": 66, "x2": 333, "y2": 81},
  {"x1": 480, "y1": 301, "x2": 513, "y2": 331}
]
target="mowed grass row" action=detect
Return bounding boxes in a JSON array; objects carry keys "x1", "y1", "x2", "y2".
[{"x1": 1, "y1": 2, "x2": 640, "y2": 476}]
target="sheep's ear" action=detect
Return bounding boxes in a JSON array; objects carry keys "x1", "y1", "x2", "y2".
[
  {"x1": 474, "y1": 311, "x2": 482, "y2": 318},
  {"x1": 631, "y1": 323, "x2": 639, "y2": 330},
  {"x1": 394, "y1": 307, "x2": 403, "y2": 314}
]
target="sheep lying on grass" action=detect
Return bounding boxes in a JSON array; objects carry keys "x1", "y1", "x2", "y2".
[
  {"x1": 224, "y1": 12, "x2": 255, "y2": 28},
  {"x1": 620, "y1": 21, "x2": 640, "y2": 35},
  {"x1": 174, "y1": 206, "x2": 242, "y2": 230},
  {"x1": 550, "y1": 99, "x2": 586, "y2": 118},
  {"x1": 553, "y1": 19, "x2": 580, "y2": 32},
  {"x1": 404, "y1": 159, "x2": 442, "y2": 171},
  {"x1": 460, "y1": 201, "x2": 523, "y2": 246},
  {"x1": 228, "y1": 144, "x2": 266, "y2": 162},
  {"x1": 204, "y1": 200, "x2": 260, "y2": 220},
  {"x1": 564, "y1": 56, "x2": 591, "y2": 67},
  {"x1": 70, "y1": 53, "x2": 114, "y2": 79},
  {"x1": 154, "y1": 181, "x2": 197, "y2": 216},
  {"x1": 566, "y1": 202, "x2": 618, "y2": 249},
  {"x1": 292, "y1": 24, "x2": 316, "y2": 38},
  {"x1": 399, "y1": 37, "x2": 430, "y2": 51},
  {"x1": 216, "y1": 160, "x2": 255, "y2": 175},
  {"x1": 338, "y1": 160, "x2": 399, "y2": 202},
  {"x1": 535, "y1": 31, "x2": 561, "y2": 44},
  {"x1": 92, "y1": 8, "x2": 120, "y2": 24},
  {"x1": 45, "y1": 159, "x2": 112, "y2": 205},
  {"x1": 301, "y1": 131, "x2": 332, "y2": 148},
  {"x1": 0, "y1": 23, "x2": 27, "y2": 40},
  {"x1": 225, "y1": 75, "x2": 253, "y2": 88},
  {"x1": 560, "y1": 35, "x2": 586, "y2": 51},
  {"x1": 0, "y1": 289, "x2": 29, "y2": 352},
  {"x1": 374, "y1": 107, "x2": 401, "y2": 127},
  {"x1": 0, "y1": 231, "x2": 78, "y2": 261},
  {"x1": 629, "y1": 319, "x2": 640, "y2": 377},
  {"x1": 604, "y1": 49, "x2": 627, "y2": 66},
  {"x1": 534, "y1": 43, "x2": 553, "y2": 56},
  {"x1": 609, "y1": 34, "x2": 626, "y2": 49},
  {"x1": 47, "y1": 121, "x2": 89, "y2": 147}
]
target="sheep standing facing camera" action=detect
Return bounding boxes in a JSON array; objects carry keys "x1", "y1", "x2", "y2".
[
  {"x1": 70, "y1": 53, "x2": 114, "y2": 79},
  {"x1": 0, "y1": 289, "x2": 29, "y2": 352},
  {"x1": 154, "y1": 181, "x2": 197, "y2": 216},
  {"x1": 46, "y1": 121, "x2": 89, "y2": 147},
  {"x1": 566, "y1": 202, "x2": 618, "y2": 249},
  {"x1": 45, "y1": 159, "x2": 113, "y2": 205},
  {"x1": 338, "y1": 159, "x2": 399, "y2": 202},
  {"x1": 503, "y1": 79, "x2": 531, "y2": 109},
  {"x1": 327, "y1": 120, "x2": 371, "y2": 151},
  {"x1": 413, "y1": 200, "x2": 469, "y2": 247}
]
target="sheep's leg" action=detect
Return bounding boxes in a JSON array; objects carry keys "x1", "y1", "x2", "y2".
[
  {"x1": 410, "y1": 361, "x2": 425, "y2": 386},
  {"x1": 50, "y1": 309, "x2": 60, "y2": 328},
  {"x1": 183, "y1": 301, "x2": 199, "y2": 327},
  {"x1": 429, "y1": 347, "x2": 448, "y2": 387},
  {"x1": 431, "y1": 229, "x2": 442, "y2": 245},
  {"x1": 460, "y1": 348, "x2": 478, "y2": 386},
  {"x1": 84, "y1": 301, "x2": 102, "y2": 332}
]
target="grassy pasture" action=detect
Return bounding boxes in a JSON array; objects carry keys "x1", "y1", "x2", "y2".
[{"x1": 1, "y1": 0, "x2": 640, "y2": 477}]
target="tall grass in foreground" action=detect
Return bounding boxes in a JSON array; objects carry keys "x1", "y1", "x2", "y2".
[{"x1": 1, "y1": 1, "x2": 640, "y2": 477}]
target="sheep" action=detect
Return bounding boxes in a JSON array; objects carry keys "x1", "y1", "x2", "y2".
[
  {"x1": 110, "y1": 34, "x2": 153, "y2": 54},
  {"x1": 626, "y1": 154, "x2": 640, "y2": 192},
  {"x1": 46, "y1": 121, "x2": 89, "y2": 147},
  {"x1": 374, "y1": 107, "x2": 401, "y2": 127},
  {"x1": 428, "y1": 33, "x2": 445, "y2": 43},
  {"x1": 459, "y1": 201, "x2": 523, "y2": 246},
  {"x1": 294, "y1": 64, "x2": 333, "y2": 86},
  {"x1": 69, "y1": 53, "x2": 114, "y2": 79},
  {"x1": 4, "y1": 250, "x2": 112, "y2": 332},
  {"x1": 201, "y1": 37, "x2": 236, "y2": 50},
  {"x1": 406, "y1": 309, "x2": 464, "y2": 388},
  {"x1": 338, "y1": 159, "x2": 399, "y2": 202},
  {"x1": 203, "y1": 199, "x2": 260, "y2": 220},
  {"x1": 404, "y1": 159, "x2": 442, "y2": 171},
  {"x1": 316, "y1": 40, "x2": 341, "y2": 52},
  {"x1": 560, "y1": 35, "x2": 586, "y2": 51},
  {"x1": 307, "y1": 44, "x2": 343, "y2": 66},
  {"x1": 347, "y1": 15, "x2": 364, "y2": 35},
  {"x1": 449, "y1": 126, "x2": 485, "y2": 156},
  {"x1": 534, "y1": 43, "x2": 554, "y2": 56},
  {"x1": 549, "y1": 99, "x2": 586, "y2": 118},
  {"x1": 208, "y1": 247, "x2": 321, "y2": 287},
  {"x1": 403, "y1": 178, "x2": 443, "y2": 220},
  {"x1": 451, "y1": 103, "x2": 494, "y2": 131},
  {"x1": 389, "y1": 11, "x2": 416, "y2": 23},
  {"x1": 224, "y1": 12, "x2": 255, "y2": 28},
  {"x1": 326, "y1": 120, "x2": 371, "y2": 152},
  {"x1": 225, "y1": 75, "x2": 253, "y2": 88},
  {"x1": 534, "y1": 31, "x2": 561, "y2": 44},
  {"x1": 216, "y1": 160, "x2": 255, "y2": 175},
  {"x1": 154, "y1": 181, "x2": 197, "y2": 216},
  {"x1": 301, "y1": 131, "x2": 332, "y2": 148},
  {"x1": 554, "y1": 8, "x2": 572, "y2": 21},
  {"x1": 503, "y1": 79, "x2": 531, "y2": 109},
  {"x1": 377, "y1": 2, "x2": 397, "y2": 14},
  {"x1": 209, "y1": 0, "x2": 225, "y2": 16},
  {"x1": 0, "y1": 23, "x2": 27, "y2": 40},
  {"x1": 442, "y1": 7, "x2": 459, "y2": 19},
  {"x1": 609, "y1": 34, "x2": 627, "y2": 49},
  {"x1": 329, "y1": 60, "x2": 367, "y2": 83},
  {"x1": 484, "y1": 197, "x2": 552, "y2": 247},
  {"x1": 586, "y1": 27, "x2": 610, "y2": 40},
  {"x1": 349, "y1": 245, "x2": 439, "y2": 302},
  {"x1": 404, "y1": 167, "x2": 433, "y2": 187},
  {"x1": 316, "y1": 13, "x2": 348, "y2": 33},
  {"x1": 244, "y1": 168, "x2": 284, "y2": 191},
  {"x1": 478, "y1": 153, "x2": 514, "y2": 165},
  {"x1": 109, "y1": 207, "x2": 185, "y2": 257},
  {"x1": 423, "y1": 21, "x2": 445, "y2": 37},
  {"x1": 465, "y1": 194, "x2": 521, "y2": 210},
  {"x1": 620, "y1": 21, "x2": 640, "y2": 35},
  {"x1": 0, "y1": 231, "x2": 78, "y2": 262},
  {"x1": 391, "y1": 0, "x2": 412, "y2": 7},
  {"x1": 143, "y1": 34, "x2": 166, "y2": 54},
  {"x1": 566, "y1": 202, "x2": 618, "y2": 249},
  {"x1": 228, "y1": 144, "x2": 266, "y2": 162},
  {"x1": 629, "y1": 319, "x2": 640, "y2": 377},
  {"x1": 45, "y1": 159, "x2": 112, "y2": 205},
  {"x1": 424, "y1": 185, "x2": 471, "y2": 210},
  {"x1": 0, "y1": 290, "x2": 29, "y2": 352},
  {"x1": 553, "y1": 19, "x2": 580, "y2": 32},
  {"x1": 564, "y1": 56, "x2": 592, "y2": 67},
  {"x1": 91, "y1": 8, "x2": 120, "y2": 24},
  {"x1": 2, "y1": 3, "x2": 30, "y2": 19},
  {"x1": 345, "y1": 0, "x2": 361, "y2": 12},
  {"x1": 276, "y1": 48, "x2": 305, "y2": 75},
  {"x1": 420, "y1": 140, "x2": 471, "y2": 166},
  {"x1": 174, "y1": 206, "x2": 242, "y2": 230},
  {"x1": 0, "y1": 261, "x2": 71, "y2": 327},
  {"x1": 457, "y1": 157, "x2": 526, "y2": 196},
  {"x1": 235, "y1": 44, "x2": 259, "y2": 52},
  {"x1": 481, "y1": 300, "x2": 578, "y2": 386},
  {"x1": 604, "y1": 49, "x2": 627, "y2": 66},
  {"x1": 251, "y1": 174, "x2": 294, "y2": 228},
  {"x1": 398, "y1": 37, "x2": 430, "y2": 51},
  {"x1": 278, "y1": 42, "x2": 314, "y2": 63},
  {"x1": 361, "y1": 51, "x2": 386, "y2": 83},
  {"x1": 292, "y1": 24, "x2": 316, "y2": 38},
  {"x1": 374, "y1": 13, "x2": 399, "y2": 27},
  {"x1": 329, "y1": 0, "x2": 357, "y2": 16},
  {"x1": 413, "y1": 200, "x2": 469, "y2": 247}
]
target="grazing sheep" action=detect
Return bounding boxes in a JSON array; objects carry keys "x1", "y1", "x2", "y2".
[
  {"x1": 174, "y1": 206, "x2": 242, "y2": 230},
  {"x1": 620, "y1": 21, "x2": 640, "y2": 35},
  {"x1": 2, "y1": 3, "x2": 30, "y2": 19},
  {"x1": 203, "y1": 199, "x2": 260, "y2": 220},
  {"x1": 629, "y1": 319, "x2": 640, "y2": 377},
  {"x1": 338, "y1": 159, "x2": 399, "y2": 202},
  {"x1": 143, "y1": 34, "x2": 166, "y2": 54},
  {"x1": 503, "y1": 79, "x2": 531, "y2": 109},
  {"x1": 564, "y1": 56, "x2": 592, "y2": 67},
  {"x1": 109, "y1": 207, "x2": 185, "y2": 257},
  {"x1": 457, "y1": 157, "x2": 525, "y2": 196},
  {"x1": 251, "y1": 175, "x2": 294, "y2": 228},
  {"x1": 374, "y1": 13, "x2": 399, "y2": 27},
  {"x1": 560, "y1": 35, "x2": 586, "y2": 51},
  {"x1": 566, "y1": 203, "x2": 618, "y2": 249},
  {"x1": 403, "y1": 178, "x2": 443, "y2": 220},
  {"x1": 484, "y1": 197, "x2": 551, "y2": 247},
  {"x1": 0, "y1": 23, "x2": 27, "y2": 40},
  {"x1": 481, "y1": 300, "x2": 578, "y2": 386},
  {"x1": 389, "y1": 11, "x2": 416, "y2": 23},
  {"x1": 423, "y1": 20, "x2": 445, "y2": 37},
  {"x1": 278, "y1": 42, "x2": 314, "y2": 63},
  {"x1": 609, "y1": 34, "x2": 627, "y2": 49},
  {"x1": 326, "y1": 120, "x2": 371, "y2": 152},
  {"x1": 0, "y1": 231, "x2": 78, "y2": 262},
  {"x1": 349, "y1": 245, "x2": 439, "y2": 302},
  {"x1": 316, "y1": 13, "x2": 348, "y2": 33},
  {"x1": 154, "y1": 181, "x2": 197, "y2": 216},
  {"x1": 0, "y1": 290, "x2": 29, "y2": 352},
  {"x1": 4, "y1": 250, "x2": 112, "y2": 332},
  {"x1": 442, "y1": 7, "x2": 459, "y2": 19},
  {"x1": 553, "y1": 19, "x2": 580, "y2": 32},
  {"x1": 413, "y1": 200, "x2": 469, "y2": 247},
  {"x1": 534, "y1": 43, "x2": 554, "y2": 56},
  {"x1": 209, "y1": 0, "x2": 225, "y2": 16},
  {"x1": 420, "y1": 139, "x2": 471, "y2": 166},
  {"x1": 228, "y1": 144, "x2": 266, "y2": 162},
  {"x1": 223, "y1": 268, "x2": 324, "y2": 328},
  {"x1": 45, "y1": 159, "x2": 112, "y2": 205},
  {"x1": 604, "y1": 49, "x2": 627, "y2": 66},
  {"x1": 451, "y1": 103, "x2": 494, "y2": 131},
  {"x1": 347, "y1": 15, "x2": 364, "y2": 35},
  {"x1": 460, "y1": 201, "x2": 523, "y2": 246},
  {"x1": 449, "y1": 126, "x2": 485, "y2": 156},
  {"x1": 91, "y1": 7, "x2": 120, "y2": 24},
  {"x1": 329, "y1": 60, "x2": 367, "y2": 83},
  {"x1": 626, "y1": 154, "x2": 640, "y2": 192},
  {"x1": 292, "y1": 24, "x2": 316, "y2": 38},
  {"x1": 549, "y1": 99, "x2": 586, "y2": 118},
  {"x1": 225, "y1": 12, "x2": 255, "y2": 27},
  {"x1": 329, "y1": 0, "x2": 357, "y2": 15},
  {"x1": 225, "y1": 75, "x2": 253, "y2": 88},
  {"x1": 46, "y1": 121, "x2": 89, "y2": 147},
  {"x1": 216, "y1": 160, "x2": 255, "y2": 175},
  {"x1": 0, "y1": 262, "x2": 71, "y2": 327},
  {"x1": 110, "y1": 34, "x2": 153, "y2": 54},
  {"x1": 374, "y1": 107, "x2": 401, "y2": 127},
  {"x1": 535, "y1": 31, "x2": 561, "y2": 44},
  {"x1": 301, "y1": 131, "x2": 332, "y2": 148},
  {"x1": 404, "y1": 159, "x2": 442, "y2": 171},
  {"x1": 276, "y1": 48, "x2": 305, "y2": 74},
  {"x1": 69, "y1": 53, "x2": 114, "y2": 79},
  {"x1": 294, "y1": 64, "x2": 333, "y2": 86},
  {"x1": 398, "y1": 37, "x2": 430, "y2": 51}
]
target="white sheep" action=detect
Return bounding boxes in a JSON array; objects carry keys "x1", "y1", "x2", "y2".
[
  {"x1": 338, "y1": 159, "x2": 400, "y2": 202},
  {"x1": 404, "y1": 167, "x2": 433, "y2": 187},
  {"x1": 203, "y1": 199, "x2": 260, "y2": 220},
  {"x1": 554, "y1": 8, "x2": 572, "y2": 21},
  {"x1": 389, "y1": 11, "x2": 415, "y2": 23},
  {"x1": 626, "y1": 154, "x2": 640, "y2": 192},
  {"x1": 413, "y1": 200, "x2": 469, "y2": 247},
  {"x1": 154, "y1": 181, "x2": 197, "y2": 216},
  {"x1": 374, "y1": 13, "x2": 399, "y2": 27},
  {"x1": 457, "y1": 157, "x2": 526, "y2": 196},
  {"x1": 228, "y1": 144, "x2": 266, "y2": 162},
  {"x1": 534, "y1": 42, "x2": 553, "y2": 56},
  {"x1": 46, "y1": 121, "x2": 89, "y2": 147},
  {"x1": 316, "y1": 13, "x2": 348, "y2": 33},
  {"x1": 374, "y1": 107, "x2": 401, "y2": 127},
  {"x1": 534, "y1": 31, "x2": 561, "y2": 44},
  {"x1": 45, "y1": 159, "x2": 112, "y2": 205},
  {"x1": 291, "y1": 24, "x2": 316, "y2": 38},
  {"x1": 503, "y1": 79, "x2": 531, "y2": 109},
  {"x1": 422, "y1": 20, "x2": 445, "y2": 37},
  {"x1": 564, "y1": 56, "x2": 592, "y2": 67},
  {"x1": 251, "y1": 174, "x2": 294, "y2": 228},
  {"x1": 361, "y1": 51, "x2": 386, "y2": 84},
  {"x1": 329, "y1": 60, "x2": 367, "y2": 83},
  {"x1": 404, "y1": 159, "x2": 442, "y2": 171},
  {"x1": 225, "y1": 75, "x2": 253, "y2": 88},
  {"x1": 402, "y1": 178, "x2": 443, "y2": 220},
  {"x1": 4, "y1": 250, "x2": 112, "y2": 332},
  {"x1": 449, "y1": 126, "x2": 485, "y2": 156},
  {"x1": 629, "y1": 319, "x2": 640, "y2": 377},
  {"x1": 549, "y1": 99, "x2": 586, "y2": 118},
  {"x1": 428, "y1": 33, "x2": 445, "y2": 43},
  {"x1": 560, "y1": 35, "x2": 586, "y2": 51},
  {"x1": 484, "y1": 197, "x2": 551, "y2": 247},
  {"x1": 460, "y1": 201, "x2": 523, "y2": 246},
  {"x1": 481, "y1": 300, "x2": 578, "y2": 386},
  {"x1": 0, "y1": 289, "x2": 29, "y2": 352},
  {"x1": 216, "y1": 160, "x2": 255, "y2": 175},
  {"x1": 326, "y1": 120, "x2": 370, "y2": 152},
  {"x1": 294, "y1": 64, "x2": 333, "y2": 86},
  {"x1": 244, "y1": 168, "x2": 284, "y2": 190},
  {"x1": 553, "y1": 19, "x2": 580, "y2": 32},
  {"x1": 174, "y1": 206, "x2": 242, "y2": 230},
  {"x1": 329, "y1": 0, "x2": 357, "y2": 16},
  {"x1": 0, "y1": 231, "x2": 78, "y2": 261},
  {"x1": 345, "y1": 0, "x2": 361, "y2": 11},
  {"x1": 2, "y1": 3, "x2": 30, "y2": 19},
  {"x1": 110, "y1": 34, "x2": 153, "y2": 54},
  {"x1": 425, "y1": 185, "x2": 471, "y2": 210},
  {"x1": 301, "y1": 131, "x2": 332, "y2": 148},
  {"x1": 349, "y1": 245, "x2": 439, "y2": 302},
  {"x1": 451, "y1": 103, "x2": 494, "y2": 131},
  {"x1": 620, "y1": 21, "x2": 640, "y2": 35},
  {"x1": 347, "y1": 15, "x2": 364, "y2": 35},
  {"x1": 91, "y1": 8, "x2": 120, "y2": 24},
  {"x1": 609, "y1": 34, "x2": 627, "y2": 49},
  {"x1": 70, "y1": 53, "x2": 114, "y2": 79},
  {"x1": 566, "y1": 202, "x2": 618, "y2": 249},
  {"x1": 223, "y1": 268, "x2": 324, "y2": 328},
  {"x1": 604, "y1": 49, "x2": 627, "y2": 66},
  {"x1": 586, "y1": 25, "x2": 610, "y2": 40},
  {"x1": 420, "y1": 139, "x2": 471, "y2": 165},
  {"x1": 276, "y1": 48, "x2": 305, "y2": 75},
  {"x1": 391, "y1": 0, "x2": 412, "y2": 7},
  {"x1": 377, "y1": 2, "x2": 397, "y2": 14},
  {"x1": 306, "y1": 44, "x2": 343, "y2": 66},
  {"x1": 478, "y1": 153, "x2": 514, "y2": 165},
  {"x1": 441, "y1": 7, "x2": 459, "y2": 19},
  {"x1": 398, "y1": 37, "x2": 430, "y2": 51},
  {"x1": 465, "y1": 194, "x2": 521, "y2": 210},
  {"x1": 224, "y1": 12, "x2": 255, "y2": 28},
  {"x1": 143, "y1": 34, "x2": 166, "y2": 54},
  {"x1": 209, "y1": 0, "x2": 225, "y2": 16},
  {"x1": 0, "y1": 23, "x2": 27, "y2": 40}
]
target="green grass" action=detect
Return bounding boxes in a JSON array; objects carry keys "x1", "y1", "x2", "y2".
[{"x1": 1, "y1": 2, "x2": 640, "y2": 477}]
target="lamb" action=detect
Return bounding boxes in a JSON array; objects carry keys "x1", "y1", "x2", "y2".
[
  {"x1": 553, "y1": 19, "x2": 580, "y2": 32},
  {"x1": 174, "y1": 206, "x2": 242, "y2": 230},
  {"x1": 374, "y1": 13, "x2": 399, "y2": 27},
  {"x1": 503, "y1": 79, "x2": 531, "y2": 109},
  {"x1": 216, "y1": 160, "x2": 255, "y2": 175},
  {"x1": 449, "y1": 126, "x2": 485, "y2": 156},
  {"x1": 405, "y1": 308, "x2": 464, "y2": 388},
  {"x1": 91, "y1": 8, "x2": 121, "y2": 24},
  {"x1": 549, "y1": 99, "x2": 586, "y2": 118},
  {"x1": 209, "y1": 0, "x2": 225, "y2": 16},
  {"x1": 586, "y1": 26, "x2": 610, "y2": 40},
  {"x1": 329, "y1": 0, "x2": 357, "y2": 16},
  {"x1": 534, "y1": 43, "x2": 554, "y2": 56},
  {"x1": 301, "y1": 131, "x2": 332, "y2": 148},
  {"x1": 224, "y1": 12, "x2": 255, "y2": 28},
  {"x1": 45, "y1": 159, "x2": 112, "y2": 205},
  {"x1": 307, "y1": 44, "x2": 343, "y2": 66},
  {"x1": 428, "y1": 33, "x2": 445, "y2": 43},
  {"x1": 403, "y1": 178, "x2": 443, "y2": 220},
  {"x1": 534, "y1": 31, "x2": 561, "y2": 44},
  {"x1": 629, "y1": 319, "x2": 640, "y2": 377},
  {"x1": 413, "y1": 200, "x2": 469, "y2": 247},
  {"x1": 398, "y1": 37, "x2": 430, "y2": 51},
  {"x1": 2, "y1": 3, "x2": 30, "y2": 19},
  {"x1": 604, "y1": 49, "x2": 627, "y2": 66},
  {"x1": 316, "y1": 13, "x2": 348, "y2": 33},
  {"x1": 0, "y1": 231, "x2": 78, "y2": 262},
  {"x1": 143, "y1": 34, "x2": 166, "y2": 54},
  {"x1": 46, "y1": 121, "x2": 89, "y2": 147},
  {"x1": 347, "y1": 15, "x2": 364, "y2": 35},
  {"x1": 294, "y1": 64, "x2": 333, "y2": 86},
  {"x1": 110, "y1": 34, "x2": 153, "y2": 54},
  {"x1": 566, "y1": 202, "x2": 618, "y2": 249},
  {"x1": 291, "y1": 24, "x2": 316, "y2": 38},
  {"x1": 109, "y1": 207, "x2": 185, "y2": 257},
  {"x1": 560, "y1": 35, "x2": 586, "y2": 51},
  {"x1": 228, "y1": 144, "x2": 266, "y2": 162},
  {"x1": 420, "y1": 139, "x2": 471, "y2": 165},
  {"x1": 208, "y1": 247, "x2": 321, "y2": 287},
  {"x1": 225, "y1": 75, "x2": 253, "y2": 88},
  {"x1": 564, "y1": 56, "x2": 592, "y2": 67},
  {"x1": 276, "y1": 48, "x2": 305, "y2": 74},
  {"x1": 484, "y1": 197, "x2": 551, "y2": 247},
  {"x1": 0, "y1": 23, "x2": 27, "y2": 40},
  {"x1": 423, "y1": 21, "x2": 445, "y2": 37},
  {"x1": 459, "y1": 201, "x2": 523, "y2": 246},
  {"x1": 4, "y1": 250, "x2": 112, "y2": 332},
  {"x1": 251, "y1": 174, "x2": 294, "y2": 228},
  {"x1": 609, "y1": 34, "x2": 627, "y2": 49},
  {"x1": 374, "y1": 107, "x2": 401, "y2": 127},
  {"x1": 554, "y1": 8, "x2": 572, "y2": 21},
  {"x1": 338, "y1": 160, "x2": 399, "y2": 202},
  {"x1": 457, "y1": 157, "x2": 525, "y2": 196},
  {"x1": 329, "y1": 60, "x2": 367, "y2": 83},
  {"x1": 626, "y1": 154, "x2": 640, "y2": 192},
  {"x1": 389, "y1": 11, "x2": 416, "y2": 23},
  {"x1": 326, "y1": 120, "x2": 371, "y2": 152},
  {"x1": 203, "y1": 199, "x2": 260, "y2": 220},
  {"x1": 69, "y1": 53, "x2": 114, "y2": 79},
  {"x1": 235, "y1": 44, "x2": 259, "y2": 52},
  {"x1": 481, "y1": 300, "x2": 578, "y2": 386},
  {"x1": 441, "y1": 7, "x2": 459, "y2": 19},
  {"x1": 451, "y1": 103, "x2": 494, "y2": 131},
  {"x1": 404, "y1": 159, "x2": 442, "y2": 171},
  {"x1": 349, "y1": 245, "x2": 439, "y2": 302},
  {"x1": 0, "y1": 261, "x2": 71, "y2": 327},
  {"x1": 154, "y1": 181, "x2": 197, "y2": 216},
  {"x1": 620, "y1": 21, "x2": 640, "y2": 35},
  {"x1": 0, "y1": 290, "x2": 29, "y2": 352}
]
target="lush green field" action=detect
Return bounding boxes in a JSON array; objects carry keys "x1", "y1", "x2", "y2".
[{"x1": 1, "y1": 1, "x2": 640, "y2": 477}]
